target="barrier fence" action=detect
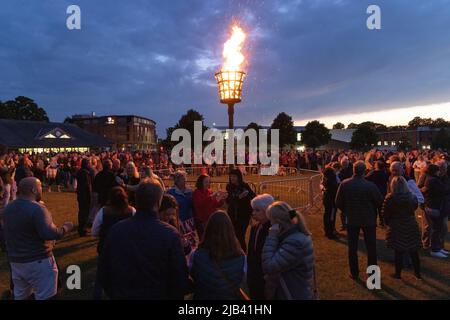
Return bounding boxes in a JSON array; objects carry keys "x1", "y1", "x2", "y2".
[
  {"x1": 154, "y1": 165, "x2": 309, "y2": 179},
  {"x1": 257, "y1": 174, "x2": 322, "y2": 211},
  {"x1": 160, "y1": 167, "x2": 322, "y2": 212}
]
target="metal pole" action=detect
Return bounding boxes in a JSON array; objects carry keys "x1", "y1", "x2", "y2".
[
  {"x1": 227, "y1": 103, "x2": 234, "y2": 130},
  {"x1": 228, "y1": 103, "x2": 235, "y2": 171}
]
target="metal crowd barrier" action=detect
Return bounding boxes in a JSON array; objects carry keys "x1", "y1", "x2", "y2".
[
  {"x1": 154, "y1": 165, "x2": 306, "y2": 178},
  {"x1": 257, "y1": 174, "x2": 322, "y2": 211},
  {"x1": 155, "y1": 166, "x2": 322, "y2": 212},
  {"x1": 162, "y1": 179, "x2": 258, "y2": 194}
]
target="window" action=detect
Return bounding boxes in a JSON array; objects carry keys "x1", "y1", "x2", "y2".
[
  {"x1": 106, "y1": 117, "x2": 115, "y2": 125},
  {"x1": 391, "y1": 141, "x2": 396, "y2": 146},
  {"x1": 297, "y1": 133, "x2": 302, "y2": 141},
  {"x1": 384, "y1": 141, "x2": 389, "y2": 146},
  {"x1": 377, "y1": 141, "x2": 382, "y2": 146}
]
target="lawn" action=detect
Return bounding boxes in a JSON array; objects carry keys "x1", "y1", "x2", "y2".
[{"x1": 0, "y1": 190, "x2": 449, "y2": 300}]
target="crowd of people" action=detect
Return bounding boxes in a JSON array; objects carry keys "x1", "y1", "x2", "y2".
[
  {"x1": 321, "y1": 149, "x2": 450, "y2": 280},
  {"x1": 0, "y1": 147, "x2": 448, "y2": 300}
]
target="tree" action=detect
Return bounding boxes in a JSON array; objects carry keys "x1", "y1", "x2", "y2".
[
  {"x1": 358, "y1": 121, "x2": 387, "y2": 132},
  {"x1": 347, "y1": 123, "x2": 359, "y2": 129},
  {"x1": 332, "y1": 122, "x2": 345, "y2": 130},
  {"x1": 270, "y1": 112, "x2": 297, "y2": 148},
  {"x1": 163, "y1": 109, "x2": 209, "y2": 149},
  {"x1": 245, "y1": 122, "x2": 263, "y2": 131},
  {"x1": 0, "y1": 96, "x2": 49, "y2": 122},
  {"x1": 432, "y1": 118, "x2": 450, "y2": 128},
  {"x1": 350, "y1": 124, "x2": 378, "y2": 150},
  {"x1": 432, "y1": 129, "x2": 450, "y2": 150},
  {"x1": 301, "y1": 120, "x2": 331, "y2": 150},
  {"x1": 387, "y1": 125, "x2": 408, "y2": 131},
  {"x1": 408, "y1": 117, "x2": 433, "y2": 129}
]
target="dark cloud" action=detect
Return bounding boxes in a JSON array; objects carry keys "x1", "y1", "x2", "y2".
[{"x1": 0, "y1": 0, "x2": 449, "y2": 136}]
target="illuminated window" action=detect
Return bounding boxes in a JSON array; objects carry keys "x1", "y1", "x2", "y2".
[
  {"x1": 391, "y1": 141, "x2": 396, "y2": 146},
  {"x1": 377, "y1": 141, "x2": 382, "y2": 146},
  {"x1": 106, "y1": 117, "x2": 115, "y2": 125},
  {"x1": 44, "y1": 134, "x2": 57, "y2": 139},
  {"x1": 384, "y1": 141, "x2": 388, "y2": 146},
  {"x1": 297, "y1": 133, "x2": 302, "y2": 141}
]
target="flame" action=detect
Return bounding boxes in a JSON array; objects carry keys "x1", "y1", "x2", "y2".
[{"x1": 222, "y1": 26, "x2": 246, "y2": 71}]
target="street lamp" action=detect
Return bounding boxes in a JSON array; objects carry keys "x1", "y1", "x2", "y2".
[{"x1": 215, "y1": 26, "x2": 247, "y2": 131}]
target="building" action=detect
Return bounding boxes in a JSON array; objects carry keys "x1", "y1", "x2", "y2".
[
  {"x1": 70, "y1": 114, "x2": 157, "y2": 151},
  {"x1": 376, "y1": 127, "x2": 440, "y2": 150},
  {"x1": 0, "y1": 119, "x2": 112, "y2": 153},
  {"x1": 316, "y1": 129, "x2": 356, "y2": 150}
]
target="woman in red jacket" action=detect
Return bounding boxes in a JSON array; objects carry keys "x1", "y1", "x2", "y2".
[{"x1": 193, "y1": 174, "x2": 227, "y2": 239}]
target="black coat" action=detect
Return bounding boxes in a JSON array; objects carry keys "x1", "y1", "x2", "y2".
[
  {"x1": 365, "y1": 170, "x2": 389, "y2": 197},
  {"x1": 382, "y1": 193, "x2": 420, "y2": 251},
  {"x1": 226, "y1": 182, "x2": 256, "y2": 227},
  {"x1": 335, "y1": 176, "x2": 383, "y2": 227},
  {"x1": 98, "y1": 210, "x2": 189, "y2": 299},
  {"x1": 338, "y1": 166, "x2": 353, "y2": 181},
  {"x1": 93, "y1": 169, "x2": 118, "y2": 207},
  {"x1": 422, "y1": 175, "x2": 446, "y2": 210},
  {"x1": 247, "y1": 221, "x2": 270, "y2": 300},
  {"x1": 76, "y1": 168, "x2": 93, "y2": 199},
  {"x1": 322, "y1": 176, "x2": 338, "y2": 207}
]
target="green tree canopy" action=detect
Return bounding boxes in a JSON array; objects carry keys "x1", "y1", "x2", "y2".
[
  {"x1": 0, "y1": 96, "x2": 49, "y2": 122},
  {"x1": 408, "y1": 117, "x2": 450, "y2": 129},
  {"x1": 350, "y1": 124, "x2": 378, "y2": 150},
  {"x1": 270, "y1": 112, "x2": 297, "y2": 147},
  {"x1": 301, "y1": 120, "x2": 331, "y2": 150},
  {"x1": 163, "y1": 109, "x2": 208, "y2": 149},
  {"x1": 332, "y1": 122, "x2": 345, "y2": 130}
]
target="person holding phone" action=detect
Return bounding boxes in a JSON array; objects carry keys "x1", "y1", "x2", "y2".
[
  {"x1": 262, "y1": 201, "x2": 316, "y2": 300},
  {"x1": 226, "y1": 169, "x2": 256, "y2": 251}
]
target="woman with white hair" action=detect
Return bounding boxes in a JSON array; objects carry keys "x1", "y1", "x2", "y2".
[
  {"x1": 247, "y1": 194, "x2": 274, "y2": 300},
  {"x1": 262, "y1": 201, "x2": 316, "y2": 300}
]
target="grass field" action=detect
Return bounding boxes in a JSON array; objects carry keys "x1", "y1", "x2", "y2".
[{"x1": 0, "y1": 189, "x2": 449, "y2": 300}]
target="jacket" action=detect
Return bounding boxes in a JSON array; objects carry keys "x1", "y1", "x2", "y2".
[
  {"x1": 365, "y1": 169, "x2": 389, "y2": 197},
  {"x1": 422, "y1": 174, "x2": 446, "y2": 210},
  {"x1": 262, "y1": 226, "x2": 315, "y2": 300},
  {"x1": 382, "y1": 193, "x2": 420, "y2": 251},
  {"x1": 93, "y1": 169, "x2": 118, "y2": 207},
  {"x1": 247, "y1": 221, "x2": 270, "y2": 300},
  {"x1": 98, "y1": 210, "x2": 189, "y2": 299},
  {"x1": 192, "y1": 189, "x2": 223, "y2": 226},
  {"x1": 335, "y1": 175, "x2": 383, "y2": 227},
  {"x1": 190, "y1": 248, "x2": 245, "y2": 300}
]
